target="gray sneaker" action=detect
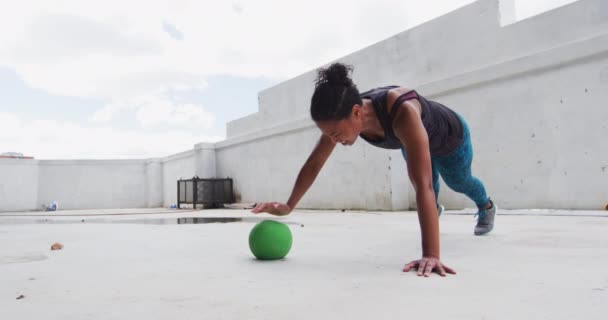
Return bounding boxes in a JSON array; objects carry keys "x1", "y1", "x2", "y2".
[
  {"x1": 474, "y1": 199, "x2": 496, "y2": 236},
  {"x1": 438, "y1": 204, "x2": 445, "y2": 217}
]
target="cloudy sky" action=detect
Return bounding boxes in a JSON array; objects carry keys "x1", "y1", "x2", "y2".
[{"x1": 0, "y1": 0, "x2": 578, "y2": 159}]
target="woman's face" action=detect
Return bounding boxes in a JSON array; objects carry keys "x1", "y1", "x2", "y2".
[{"x1": 316, "y1": 105, "x2": 363, "y2": 146}]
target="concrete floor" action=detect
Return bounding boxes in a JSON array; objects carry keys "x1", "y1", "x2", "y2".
[{"x1": 1, "y1": 208, "x2": 607, "y2": 319}]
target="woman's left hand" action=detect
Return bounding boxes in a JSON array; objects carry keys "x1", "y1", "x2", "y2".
[{"x1": 403, "y1": 257, "x2": 457, "y2": 277}]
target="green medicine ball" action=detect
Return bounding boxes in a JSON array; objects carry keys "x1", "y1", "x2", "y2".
[{"x1": 249, "y1": 220, "x2": 293, "y2": 260}]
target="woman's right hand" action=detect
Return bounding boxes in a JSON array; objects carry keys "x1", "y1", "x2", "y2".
[{"x1": 251, "y1": 202, "x2": 292, "y2": 216}]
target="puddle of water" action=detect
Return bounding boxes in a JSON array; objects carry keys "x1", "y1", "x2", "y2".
[
  {"x1": 0, "y1": 217, "x2": 303, "y2": 226},
  {"x1": 177, "y1": 217, "x2": 242, "y2": 224}
]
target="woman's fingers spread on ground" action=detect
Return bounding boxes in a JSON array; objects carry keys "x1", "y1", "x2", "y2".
[
  {"x1": 252, "y1": 203, "x2": 268, "y2": 213},
  {"x1": 443, "y1": 265, "x2": 457, "y2": 275},
  {"x1": 403, "y1": 261, "x2": 417, "y2": 272},
  {"x1": 437, "y1": 264, "x2": 447, "y2": 277},
  {"x1": 251, "y1": 204, "x2": 261, "y2": 213},
  {"x1": 417, "y1": 261, "x2": 427, "y2": 276},
  {"x1": 424, "y1": 261, "x2": 434, "y2": 277}
]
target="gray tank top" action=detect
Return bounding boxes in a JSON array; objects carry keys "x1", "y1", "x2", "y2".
[{"x1": 359, "y1": 86, "x2": 463, "y2": 156}]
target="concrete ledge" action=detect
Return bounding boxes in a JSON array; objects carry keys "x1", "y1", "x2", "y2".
[
  {"x1": 0, "y1": 159, "x2": 40, "y2": 166},
  {"x1": 194, "y1": 142, "x2": 216, "y2": 150},
  {"x1": 160, "y1": 149, "x2": 195, "y2": 163},
  {"x1": 212, "y1": 31, "x2": 608, "y2": 149},
  {"x1": 423, "y1": 31, "x2": 608, "y2": 98},
  {"x1": 38, "y1": 159, "x2": 148, "y2": 166},
  {"x1": 226, "y1": 112, "x2": 260, "y2": 139},
  {"x1": 216, "y1": 116, "x2": 315, "y2": 150}
]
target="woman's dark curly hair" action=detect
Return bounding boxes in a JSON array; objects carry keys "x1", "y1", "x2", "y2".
[{"x1": 310, "y1": 63, "x2": 362, "y2": 122}]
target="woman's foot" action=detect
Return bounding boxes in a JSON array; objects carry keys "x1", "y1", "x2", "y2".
[{"x1": 474, "y1": 199, "x2": 496, "y2": 235}]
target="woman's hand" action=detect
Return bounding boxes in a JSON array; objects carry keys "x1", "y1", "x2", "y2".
[
  {"x1": 251, "y1": 202, "x2": 292, "y2": 216},
  {"x1": 403, "y1": 257, "x2": 456, "y2": 277}
]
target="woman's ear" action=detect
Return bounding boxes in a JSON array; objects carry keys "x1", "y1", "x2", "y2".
[{"x1": 351, "y1": 104, "x2": 362, "y2": 119}]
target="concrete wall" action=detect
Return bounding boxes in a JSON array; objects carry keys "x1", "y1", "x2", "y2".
[
  {"x1": 145, "y1": 159, "x2": 163, "y2": 208},
  {"x1": 0, "y1": 0, "x2": 605, "y2": 212},
  {"x1": 160, "y1": 151, "x2": 196, "y2": 208},
  {"x1": 0, "y1": 153, "x2": 201, "y2": 212},
  {"x1": 0, "y1": 145, "x2": 218, "y2": 211},
  {"x1": 0, "y1": 159, "x2": 156, "y2": 211},
  {"x1": 36, "y1": 160, "x2": 149, "y2": 210},
  {"x1": 215, "y1": 123, "x2": 396, "y2": 210},
  {"x1": 223, "y1": 0, "x2": 608, "y2": 210},
  {"x1": 0, "y1": 159, "x2": 39, "y2": 211}
]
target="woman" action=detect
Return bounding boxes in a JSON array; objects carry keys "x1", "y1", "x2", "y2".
[{"x1": 252, "y1": 63, "x2": 496, "y2": 277}]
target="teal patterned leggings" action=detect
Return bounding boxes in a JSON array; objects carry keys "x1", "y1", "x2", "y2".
[{"x1": 401, "y1": 115, "x2": 489, "y2": 209}]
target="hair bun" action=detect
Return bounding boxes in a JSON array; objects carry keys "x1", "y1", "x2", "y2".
[{"x1": 315, "y1": 63, "x2": 354, "y2": 87}]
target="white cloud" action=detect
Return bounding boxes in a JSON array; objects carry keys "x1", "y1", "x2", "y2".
[
  {"x1": 91, "y1": 94, "x2": 214, "y2": 129},
  {"x1": 90, "y1": 101, "x2": 125, "y2": 123},
  {"x1": 13, "y1": 13, "x2": 162, "y2": 63},
  {"x1": 0, "y1": 112, "x2": 222, "y2": 159},
  {"x1": 0, "y1": 0, "x2": 576, "y2": 101},
  {"x1": 0, "y1": 112, "x2": 22, "y2": 132},
  {"x1": 134, "y1": 95, "x2": 215, "y2": 128},
  {"x1": 0, "y1": 0, "x2": 483, "y2": 101}
]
